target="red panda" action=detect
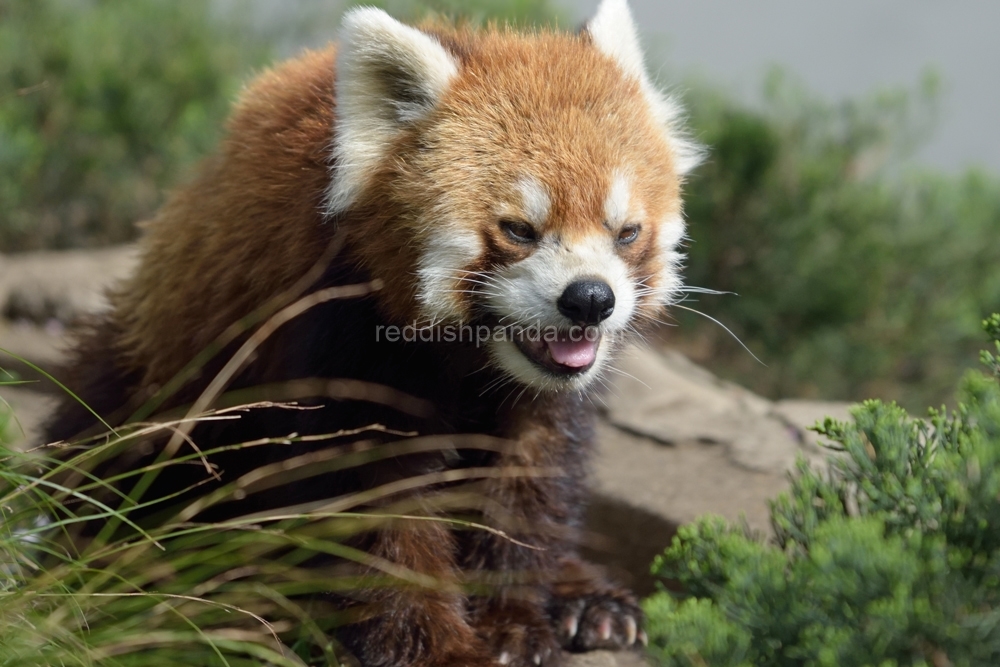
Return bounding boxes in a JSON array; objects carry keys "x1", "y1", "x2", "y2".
[{"x1": 45, "y1": 0, "x2": 700, "y2": 665}]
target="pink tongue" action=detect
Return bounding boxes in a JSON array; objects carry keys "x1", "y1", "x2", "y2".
[{"x1": 547, "y1": 337, "x2": 598, "y2": 368}]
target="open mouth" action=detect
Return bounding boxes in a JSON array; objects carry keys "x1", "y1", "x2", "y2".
[{"x1": 513, "y1": 328, "x2": 601, "y2": 375}]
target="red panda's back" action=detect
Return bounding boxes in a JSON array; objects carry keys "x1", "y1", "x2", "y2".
[{"x1": 114, "y1": 47, "x2": 339, "y2": 388}]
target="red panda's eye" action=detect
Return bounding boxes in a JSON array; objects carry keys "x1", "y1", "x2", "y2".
[
  {"x1": 500, "y1": 219, "x2": 538, "y2": 244},
  {"x1": 617, "y1": 225, "x2": 640, "y2": 245}
]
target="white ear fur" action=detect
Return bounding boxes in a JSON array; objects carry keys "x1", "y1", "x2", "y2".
[
  {"x1": 586, "y1": 0, "x2": 703, "y2": 175},
  {"x1": 327, "y1": 7, "x2": 458, "y2": 215}
]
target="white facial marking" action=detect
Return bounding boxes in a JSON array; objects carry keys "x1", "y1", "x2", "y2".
[
  {"x1": 658, "y1": 212, "x2": 686, "y2": 253},
  {"x1": 484, "y1": 174, "x2": 689, "y2": 389},
  {"x1": 517, "y1": 177, "x2": 551, "y2": 227},
  {"x1": 656, "y1": 212, "x2": 686, "y2": 306},
  {"x1": 416, "y1": 217, "x2": 482, "y2": 324},
  {"x1": 605, "y1": 171, "x2": 634, "y2": 226}
]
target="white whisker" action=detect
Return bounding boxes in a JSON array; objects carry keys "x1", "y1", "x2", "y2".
[
  {"x1": 677, "y1": 285, "x2": 736, "y2": 296},
  {"x1": 603, "y1": 364, "x2": 649, "y2": 390},
  {"x1": 671, "y1": 304, "x2": 765, "y2": 366},
  {"x1": 633, "y1": 311, "x2": 677, "y2": 327}
]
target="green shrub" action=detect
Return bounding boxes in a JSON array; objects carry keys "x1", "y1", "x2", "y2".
[
  {"x1": 0, "y1": 0, "x2": 274, "y2": 251},
  {"x1": 678, "y1": 74, "x2": 1000, "y2": 410},
  {"x1": 643, "y1": 315, "x2": 1000, "y2": 666}
]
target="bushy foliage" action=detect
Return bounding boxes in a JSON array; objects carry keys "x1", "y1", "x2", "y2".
[
  {"x1": 0, "y1": 0, "x2": 272, "y2": 251},
  {"x1": 643, "y1": 316, "x2": 1000, "y2": 666},
  {"x1": 678, "y1": 74, "x2": 1000, "y2": 409},
  {"x1": 0, "y1": 0, "x2": 564, "y2": 252}
]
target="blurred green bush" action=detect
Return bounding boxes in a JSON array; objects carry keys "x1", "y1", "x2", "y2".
[
  {"x1": 643, "y1": 316, "x2": 1000, "y2": 666},
  {"x1": 0, "y1": 0, "x2": 272, "y2": 251},
  {"x1": 679, "y1": 74, "x2": 1000, "y2": 409}
]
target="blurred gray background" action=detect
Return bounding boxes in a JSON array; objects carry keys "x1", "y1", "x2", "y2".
[{"x1": 565, "y1": 0, "x2": 1000, "y2": 175}]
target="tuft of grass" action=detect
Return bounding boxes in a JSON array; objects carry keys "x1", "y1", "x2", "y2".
[
  {"x1": 3, "y1": 419, "x2": 335, "y2": 665},
  {"x1": 0, "y1": 406, "x2": 527, "y2": 666},
  {"x1": 2, "y1": 421, "x2": 331, "y2": 665}
]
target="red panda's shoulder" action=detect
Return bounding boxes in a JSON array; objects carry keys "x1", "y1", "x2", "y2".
[{"x1": 115, "y1": 47, "x2": 339, "y2": 386}]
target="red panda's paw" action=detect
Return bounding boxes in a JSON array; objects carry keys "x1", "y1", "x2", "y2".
[
  {"x1": 471, "y1": 601, "x2": 564, "y2": 667},
  {"x1": 549, "y1": 590, "x2": 646, "y2": 652}
]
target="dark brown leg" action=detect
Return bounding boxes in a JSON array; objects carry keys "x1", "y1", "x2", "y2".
[
  {"x1": 461, "y1": 396, "x2": 635, "y2": 663},
  {"x1": 339, "y1": 522, "x2": 497, "y2": 667}
]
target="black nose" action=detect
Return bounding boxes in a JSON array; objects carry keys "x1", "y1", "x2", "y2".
[{"x1": 557, "y1": 280, "x2": 616, "y2": 325}]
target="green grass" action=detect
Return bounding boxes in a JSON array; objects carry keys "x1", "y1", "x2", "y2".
[
  {"x1": 1, "y1": 418, "x2": 346, "y2": 665},
  {"x1": 0, "y1": 404, "x2": 520, "y2": 665},
  {"x1": 1, "y1": 422, "x2": 332, "y2": 665}
]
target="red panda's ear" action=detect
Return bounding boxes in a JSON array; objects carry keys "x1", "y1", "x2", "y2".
[
  {"x1": 585, "y1": 0, "x2": 647, "y2": 84},
  {"x1": 327, "y1": 8, "x2": 458, "y2": 215},
  {"x1": 585, "y1": 0, "x2": 703, "y2": 176}
]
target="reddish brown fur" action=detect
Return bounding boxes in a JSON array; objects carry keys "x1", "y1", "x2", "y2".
[
  {"x1": 349, "y1": 27, "x2": 681, "y2": 324},
  {"x1": 114, "y1": 48, "x2": 339, "y2": 388},
  {"x1": 108, "y1": 28, "x2": 682, "y2": 390},
  {"x1": 46, "y1": 19, "x2": 684, "y2": 667}
]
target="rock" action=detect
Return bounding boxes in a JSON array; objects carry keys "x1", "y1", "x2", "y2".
[
  {"x1": 0, "y1": 246, "x2": 136, "y2": 448},
  {"x1": 564, "y1": 650, "x2": 649, "y2": 667},
  {"x1": 0, "y1": 246, "x2": 137, "y2": 325},
  {"x1": 0, "y1": 320, "x2": 67, "y2": 447},
  {"x1": 604, "y1": 346, "x2": 750, "y2": 444},
  {"x1": 586, "y1": 420, "x2": 784, "y2": 594},
  {"x1": 0, "y1": 319, "x2": 67, "y2": 368},
  {"x1": 603, "y1": 346, "x2": 805, "y2": 474},
  {"x1": 0, "y1": 386, "x2": 57, "y2": 447},
  {"x1": 584, "y1": 345, "x2": 855, "y2": 595}
]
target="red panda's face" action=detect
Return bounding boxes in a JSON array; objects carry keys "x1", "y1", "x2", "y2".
[
  {"x1": 408, "y1": 68, "x2": 686, "y2": 391},
  {"x1": 329, "y1": 0, "x2": 701, "y2": 392}
]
